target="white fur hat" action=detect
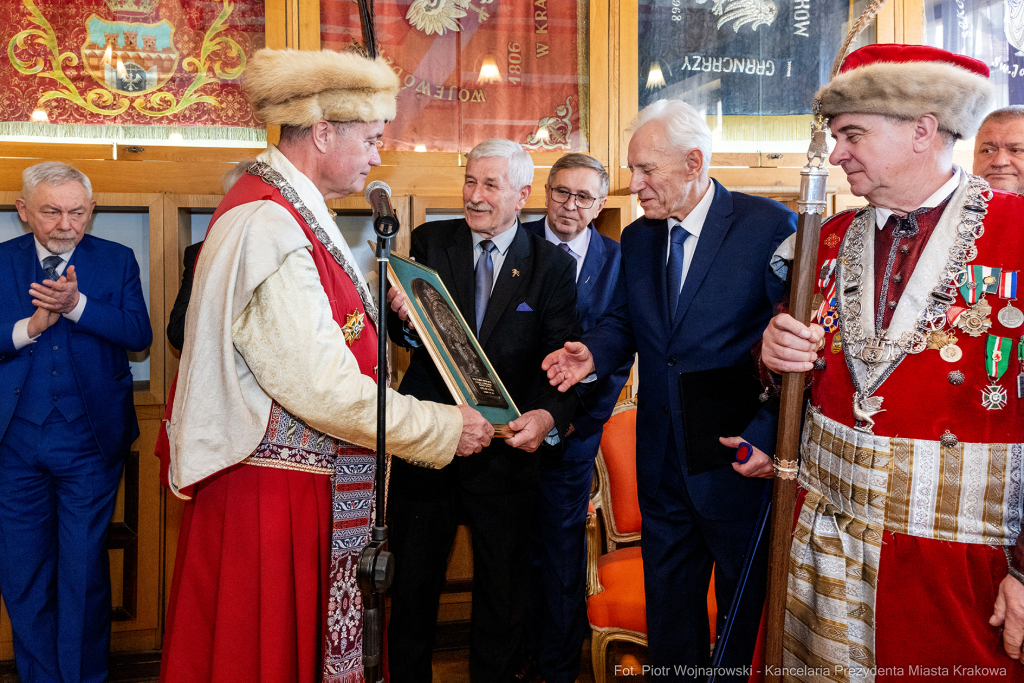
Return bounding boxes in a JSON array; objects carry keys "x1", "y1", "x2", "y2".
[
  {"x1": 244, "y1": 49, "x2": 399, "y2": 127},
  {"x1": 816, "y1": 44, "x2": 992, "y2": 139}
]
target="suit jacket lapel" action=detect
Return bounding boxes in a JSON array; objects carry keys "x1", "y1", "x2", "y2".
[
  {"x1": 445, "y1": 221, "x2": 476, "y2": 330},
  {"x1": 671, "y1": 180, "x2": 733, "y2": 335},
  {"x1": 15, "y1": 236, "x2": 37, "y2": 317},
  {"x1": 68, "y1": 235, "x2": 98, "y2": 300},
  {"x1": 576, "y1": 225, "x2": 605, "y2": 314},
  {"x1": 479, "y1": 222, "x2": 529, "y2": 346}
]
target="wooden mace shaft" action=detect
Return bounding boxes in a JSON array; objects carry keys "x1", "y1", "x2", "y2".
[{"x1": 763, "y1": 127, "x2": 828, "y2": 683}]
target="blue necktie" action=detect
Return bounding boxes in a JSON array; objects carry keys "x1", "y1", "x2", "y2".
[
  {"x1": 666, "y1": 223, "x2": 690, "y2": 323},
  {"x1": 475, "y1": 240, "x2": 496, "y2": 335},
  {"x1": 42, "y1": 254, "x2": 63, "y2": 281}
]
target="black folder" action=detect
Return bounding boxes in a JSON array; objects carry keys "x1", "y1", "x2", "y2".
[{"x1": 678, "y1": 360, "x2": 764, "y2": 475}]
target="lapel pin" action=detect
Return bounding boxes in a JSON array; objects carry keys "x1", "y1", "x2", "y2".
[{"x1": 512, "y1": 269, "x2": 520, "y2": 277}]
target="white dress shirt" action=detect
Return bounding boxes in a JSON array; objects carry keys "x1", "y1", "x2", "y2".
[
  {"x1": 667, "y1": 181, "x2": 716, "y2": 295},
  {"x1": 543, "y1": 219, "x2": 591, "y2": 282},
  {"x1": 874, "y1": 167, "x2": 961, "y2": 229},
  {"x1": 472, "y1": 220, "x2": 519, "y2": 292}
]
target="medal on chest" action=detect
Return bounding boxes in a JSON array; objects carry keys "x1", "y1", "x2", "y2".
[
  {"x1": 956, "y1": 266, "x2": 998, "y2": 337},
  {"x1": 982, "y1": 334, "x2": 1012, "y2": 410},
  {"x1": 811, "y1": 262, "x2": 837, "y2": 329},
  {"x1": 997, "y1": 271, "x2": 1024, "y2": 329},
  {"x1": 927, "y1": 330, "x2": 962, "y2": 362},
  {"x1": 341, "y1": 310, "x2": 366, "y2": 345},
  {"x1": 832, "y1": 176, "x2": 991, "y2": 433},
  {"x1": 956, "y1": 298, "x2": 992, "y2": 337},
  {"x1": 1018, "y1": 338, "x2": 1024, "y2": 399}
]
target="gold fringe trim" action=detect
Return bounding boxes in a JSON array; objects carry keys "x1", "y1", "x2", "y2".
[
  {"x1": 0, "y1": 122, "x2": 266, "y2": 144},
  {"x1": 243, "y1": 456, "x2": 333, "y2": 476},
  {"x1": 715, "y1": 115, "x2": 815, "y2": 143},
  {"x1": 576, "y1": 0, "x2": 590, "y2": 149}
]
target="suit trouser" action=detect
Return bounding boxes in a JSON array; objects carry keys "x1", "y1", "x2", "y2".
[
  {"x1": 525, "y1": 432, "x2": 598, "y2": 683},
  {"x1": 0, "y1": 411, "x2": 123, "y2": 683},
  {"x1": 388, "y1": 458, "x2": 537, "y2": 683},
  {"x1": 638, "y1": 447, "x2": 766, "y2": 683}
]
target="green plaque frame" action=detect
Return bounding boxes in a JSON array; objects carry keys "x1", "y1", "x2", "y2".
[{"x1": 386, "y1": 250, "x2": 521, "y2": 435}]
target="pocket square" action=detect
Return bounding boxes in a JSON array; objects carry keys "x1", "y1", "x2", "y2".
[{"x1": 516, "y1": 302, "x2": 533, "y2": 312}]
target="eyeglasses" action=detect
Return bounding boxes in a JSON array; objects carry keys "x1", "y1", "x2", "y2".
[
  {"x1": 549, "y1": 187, "x2": 600, "y2": 209},
  {"x1": 326, "y1": 120, "x2": 384, "y2": 149}
]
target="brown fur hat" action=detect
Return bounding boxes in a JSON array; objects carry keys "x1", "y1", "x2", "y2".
[
  {"x1": 244, "y1": 49, "x2": 399, "y2": 127},
  {"x1": 817, "y1": 44, "x2": 992, "y2": 139}
]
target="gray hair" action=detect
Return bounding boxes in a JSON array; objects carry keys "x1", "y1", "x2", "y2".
[
  {"x1": 22, "y1": 161, "x2": 93, "y2": 200},
  {"x1": 981, "y1": 106, "x2": 1024, "y2": 128},
  {"x1": 467, "y1": 139, "x2": 534, "y2": 191},
  {"x1": 628, "y1": 100, "x2": 712, "y2": 176},
  {"x1": 223, "y1": 160, "x2": 256, "y2": 193},
  {"x1": 547, "y1": 153, "x2": 609, "y2": 197}
]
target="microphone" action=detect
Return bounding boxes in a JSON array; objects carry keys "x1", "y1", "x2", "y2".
[{"x1": 364, "y1": 180, "x2": 400, "y2": 237}]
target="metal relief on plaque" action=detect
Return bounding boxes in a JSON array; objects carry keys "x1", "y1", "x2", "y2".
[{"x1": 412, "y1": 278, "x2": 509, "y2": 409}]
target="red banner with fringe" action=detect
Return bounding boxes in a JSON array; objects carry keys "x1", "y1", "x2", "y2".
[
  {"x1": 321, "y1": 0, "x2": 588, "y2": 153},
  {"x1": 0, "y1": 0, "x2": 264, "y2": 142}
]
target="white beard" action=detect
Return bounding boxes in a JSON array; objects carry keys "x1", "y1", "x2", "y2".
[{"x1": 46, "y1": 237, "x2": 76, "y2": 254}]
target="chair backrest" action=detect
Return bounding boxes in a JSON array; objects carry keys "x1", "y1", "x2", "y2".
[{"x1": 593, "y1": 400, "x2": 641, "y2": 548}]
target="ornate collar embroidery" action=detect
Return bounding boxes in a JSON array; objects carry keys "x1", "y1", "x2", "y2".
[
  {"x1": 836, "y1": 173, "x2": 991, "y2": 399},
  {"x1": 247, "y1": 161, "x2": 380, "y2": 328}
]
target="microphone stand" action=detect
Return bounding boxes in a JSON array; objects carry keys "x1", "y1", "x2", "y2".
[{"x1": 358, "y1": 209, "x2": 400, "y2": 683}]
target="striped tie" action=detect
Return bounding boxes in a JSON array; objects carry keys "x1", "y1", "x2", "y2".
[
  {"x1": 42, "y1": 255, "x2": 63, "y2": 281},
  {"x1": 475, "y1": 240, "x2": 496, "y2": 335},
  {"x1": 667, "y1": 223, "x2": 690, "y2": 323}
]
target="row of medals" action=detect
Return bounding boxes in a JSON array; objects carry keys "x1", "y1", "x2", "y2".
[{"x1": 814, "y1": 270, "x2": 1023, "y2": 411}]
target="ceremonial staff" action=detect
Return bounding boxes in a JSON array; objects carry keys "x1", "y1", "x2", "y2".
[
  {"x1": 762, "y1": 116, "x2": 828, "y2": 683},
  {"x1": 762, "y1": 5, "x2": 884, "y2": 679},
  {"x1": 354, "y1": 2, "x2": 392, "y2": 682}
]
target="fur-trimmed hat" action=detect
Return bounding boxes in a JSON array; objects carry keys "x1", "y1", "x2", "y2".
[
  {"x1": 244, "y1": 49, "x2": 399, "y2": 128},
  {"x1": 816, "y1": 44, "x2": 992, "y2": 139}
]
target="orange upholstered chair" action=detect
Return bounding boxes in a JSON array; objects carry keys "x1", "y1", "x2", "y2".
[{"x1": 586, "y1": 400, "x2": 717, "y2": 683}]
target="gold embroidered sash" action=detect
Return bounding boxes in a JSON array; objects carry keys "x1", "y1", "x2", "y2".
[{"x1": 783, "y1": 408, "x2": 1024, "y2": 682}]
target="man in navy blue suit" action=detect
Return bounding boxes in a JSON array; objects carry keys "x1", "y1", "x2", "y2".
[
  {"x1": 0, "y1": 162, "x2": 151, "y2": 683},
  {"x1": 520, "y1": 153, "x2": 630, "y2": 683},
  {"x1": 543, "y1": 101, "x2": 796, "y2": 681}
]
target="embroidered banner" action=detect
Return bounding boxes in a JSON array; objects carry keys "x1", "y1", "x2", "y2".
[
  {"x1": 320, "y1": 0, "x2": 588, "y2": 152},
  {"x1": 637, "y1": 0, "x2": 848, "y2": 116},
  {"x1": 0, "y1": 0, "x2": 265, "y2": 142},
  {"x1": 926, "y1": 0, "x2": 1024, "y2": 106}
]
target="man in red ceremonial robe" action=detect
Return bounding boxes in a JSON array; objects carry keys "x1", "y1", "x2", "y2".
[
  {"x1": 160, "y1": 48, "x2": 493, "y2": 683},
  {"x1": 764, "y1": 44, "x2": 1024, "y2": 682}
]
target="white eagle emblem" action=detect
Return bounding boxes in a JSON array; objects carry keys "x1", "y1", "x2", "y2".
[
  {"x1": 696, "y1": 0, "x2": 777, "y2": 32},
  {"x1": 1006, "y1": 0, "x2": 1024, "y2": 54},
  {"x1": 406, "y1": 0, "x2": 471, "y2": 36}
]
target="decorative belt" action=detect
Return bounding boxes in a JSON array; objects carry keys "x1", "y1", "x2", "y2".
[
  {"x1": 801, "y1": 407, "x2": 1023, "y2": 545},
  {"x1": 245, "y1": 402, "x2": 374, "y2": 475},
  {"x1": 783, "y1": 407, "x2": 1024, "y2": 682}
]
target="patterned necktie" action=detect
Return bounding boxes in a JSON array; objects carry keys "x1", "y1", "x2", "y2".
[
  {"x1": 475, "y1": 240, "x2": 497, "y2": 335},
  {"x1": 42, "y1": 255, "x2": 63, "y2": 281},
  {"x1": 558, "y1": 242, "x2": 571, "y2": 255},
  {"x1": 666, "y1": 223, "x2": 691, "y2": 323}
]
